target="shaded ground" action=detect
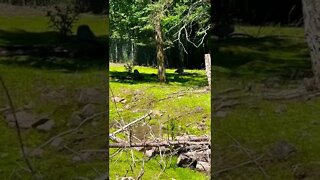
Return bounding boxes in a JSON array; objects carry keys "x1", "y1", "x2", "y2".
[
  {"x1": 212, "y1": 26, "x2": 320, "y2": 179},
  {"x1": 0, "y1": 5, "x2": 108, "y2": 179}
]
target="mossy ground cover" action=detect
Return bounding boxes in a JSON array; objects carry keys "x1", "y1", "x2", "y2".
[
  {"x1": 213, "y1": 25, "x2": 320, "y2": 179},
  {"x1": 109, "y1": 64, "x2": 211, "y2": 179}
]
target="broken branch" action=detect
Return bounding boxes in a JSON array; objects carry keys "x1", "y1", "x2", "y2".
[
  {"x1": 109, "y1": 141, "x2": 210, "y2": 148},
  {"x1": 109, "y1": 111, "x2": 152, "y2": 137}
]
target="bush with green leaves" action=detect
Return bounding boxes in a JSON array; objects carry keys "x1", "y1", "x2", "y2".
[{"x1": 46, "y1": 5, "x2": 79, "y2": 42}]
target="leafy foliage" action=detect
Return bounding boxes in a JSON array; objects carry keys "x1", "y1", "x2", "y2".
[{"x1": 110, "y1": 0, "x2": 210, "y2": 49}]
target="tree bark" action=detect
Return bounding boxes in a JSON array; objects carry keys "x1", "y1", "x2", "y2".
[
  {"x1": 302, "y1": 0, "x2": 320, "y2": 89},
  {"x1": 178, "y1": 42, "x2": 184, "y2": 71},
  {"x1": 154, "y1": 16, "x2": 166, "y2": 83}
]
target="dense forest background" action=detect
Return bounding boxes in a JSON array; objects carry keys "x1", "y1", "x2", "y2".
[
  {"x1": 110, "y1": 0, "x2": 303, "y2": 69},
  {"x1": 0, "y1": 0, "x2": 107, "y2": 14}
]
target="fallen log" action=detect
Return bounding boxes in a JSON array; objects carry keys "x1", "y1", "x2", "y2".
[
  {"x1": 109, "y1": 141, "x2": 210, "y2": 148},
  {"x1": 175, "y1": 135, "x2": 210, "y2": 142}
]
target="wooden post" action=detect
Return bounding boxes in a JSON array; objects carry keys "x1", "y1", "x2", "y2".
[{"x1": 205, "y1": 54, "x2": 211, "y2": 89}]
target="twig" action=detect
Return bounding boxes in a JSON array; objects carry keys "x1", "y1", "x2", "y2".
[
  {"x1": 213, "y1": 155, "x2": 264, "y2": 176},
  {"x1": 224, "y1": 132, "x2": 269, "y2": 180},
  {"x1": 37, "y1": 111, "x2": 106, "y2": 150},
  {"x1": 63, "y1": 145, "x2": 100, "y2": 176},
  {"x1": 109, "y1": 87, "x2": 124, "y2": 123},
  {"x1": 0, "y1": 76, "x2": 35, "y2": 174},
  {"x1": 136, "y1": 157, "x2": 145, "y2": 180}
]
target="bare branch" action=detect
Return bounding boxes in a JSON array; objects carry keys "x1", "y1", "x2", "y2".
[
  {"x1": 109, "y1": 111, "x2": 152, "y2": 137},
  {"x1": 0, "y1": 76, "x2": 35, "y2": 174}
]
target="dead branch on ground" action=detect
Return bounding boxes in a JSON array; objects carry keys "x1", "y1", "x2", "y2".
[{"x1": 36, "y1": 111, "x2": 106, "y2": 150}]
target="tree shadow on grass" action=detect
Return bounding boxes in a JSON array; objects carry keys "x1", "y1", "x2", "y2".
[
  {"x1": 0, "y1": 29, "x2": 108, "y2": 71},
  {"x1": 0, "y1": 29, "x2": 59, "y2": 45},
  {"x1": 0, "y1": 29, "x2": 108, "y2": 46},
  {"x1": 211, "y1": 36, "x2": 311, "y2": 79},
  {"x1": 109, "y1": 71, "x2": 208, "y2": 87},
  {"x1": 0, "y1": 56, "x2": 106, "y2": 72}
]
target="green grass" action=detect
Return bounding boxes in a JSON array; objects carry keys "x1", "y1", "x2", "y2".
[
  {"x1": 0, "y1": 59, "x2": 107, "y2": 179},
  {"x1": 0, "y1": 6, "x2": 108, "y2": 178},
  {"x1": 0, "y1": 7, "x2": 108, "y2": 46},
  {"x1": 212, "y1": 25, "x2": 320, "y2": 179},
  {"x1": 109, "y1": 64, "x2": 210, "y2": 179}
]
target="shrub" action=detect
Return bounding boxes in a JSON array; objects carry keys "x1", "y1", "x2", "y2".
[{"x1": 46, "y1": 5, "x2": 79, "y2": 42}]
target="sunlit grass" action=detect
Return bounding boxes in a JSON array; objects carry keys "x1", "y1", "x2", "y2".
[{"x1": 109, "y1": 63, "x2": 210, "y2": 179}]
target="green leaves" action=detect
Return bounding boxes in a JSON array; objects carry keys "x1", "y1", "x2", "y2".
[{"x1": 110, "y1": 0, "x2": 210, "y2": 48}]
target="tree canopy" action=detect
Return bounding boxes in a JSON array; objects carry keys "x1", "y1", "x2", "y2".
[{"x1": 110, "y1": 0, "x2": 210, "y2": 48}]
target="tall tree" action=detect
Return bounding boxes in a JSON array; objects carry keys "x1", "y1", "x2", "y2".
[
  {"x1": 110, "y1": 0, "x2": 210, "y2": 82},
  {"x1": 302, "y1": 0, "x2": 320, "y2": 88}
]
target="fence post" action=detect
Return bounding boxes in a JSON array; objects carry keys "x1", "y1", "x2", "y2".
[{"x1": 205, "y1": 54, "x2": 211, "y2": 89}]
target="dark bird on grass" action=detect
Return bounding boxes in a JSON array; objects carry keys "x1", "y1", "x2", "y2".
[
  {"x1": 133, "y1": 69, "x2": 143, "y2": 80},
  {"x1": 175, "y1": 68, "x2": 184, "y2": 74}
]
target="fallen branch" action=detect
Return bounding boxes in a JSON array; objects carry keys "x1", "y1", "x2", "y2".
[
  {"x1": 36, "y1": 111, "x2": 106, "y2": 150},
  {"x1": 109, "y1": 111, "x2": 152, "y2": 137},
  {"x1": 63, "y1": 145, "x2": 100, "y2": 176},
  {"x1": 176, "y1": 135, "x2": 210, "y2": 142},
  {"x1": 109, "y1": 141, "x2": 210, "y2": 148},
  {"x1": 0, "y1": 76, "x2": 35, "y2": 174},
  {"x1": 213, "y1": 155, "x2": 264, "y2": 176},
  {"x1": 223, "y1": 132, "x2": 269, "y2": 180}
]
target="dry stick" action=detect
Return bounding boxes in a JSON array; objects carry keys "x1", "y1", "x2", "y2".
[
  {"x1": 79, "y1": 149, "x2": 106, "y2": 153},
  {"x1": 63, "y1": 145, "x2": 100, "y2": 176},
  {"x1": 224, "y1": 132, "x2": 269, "y2": 180},
  {"x1": 37, "y1": 111, "x2": 106, "y2": 150},
  {"x1": 110, "y1": 111, "x2": 152, "y2": 137},
  {"x1": 109, "y1": 87, "x2": 124, "y2": 123},
  {"x1": 136, "y1": 156, "x2": 145, "y2": 180},
  {"x1": 213, "y1": 155, "x2": 264, "y2": 176},
  {"x1": 0, "y1": 76, "x2": 35, "y2": 174},
  {"x1": 109, "y1": 141, "x2": 210, "y2": 148},
  {"x1": 110, "y1": 148, "x2": 123, "y2": 159}
]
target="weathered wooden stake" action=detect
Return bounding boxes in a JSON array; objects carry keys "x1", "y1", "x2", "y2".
[{"x1": 205, "y1": 54, "x2": 211, "y2": 89}]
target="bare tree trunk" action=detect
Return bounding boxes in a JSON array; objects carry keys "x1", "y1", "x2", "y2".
[
  {"x1": 115, "y1": 40, "x2": 118, "y2": 62},
  {"x1": 178, "y1": 42, "x2": 184, "y2": 71},
  {"x1": 205, "y1": 54, "x2": 211, "y2": 89},
  {"x1": 154, "y1": 16, "x2": 166, "y2": 83},
  {"x1": 302, "y1": 0, "x2": 320, "y2": 89}
]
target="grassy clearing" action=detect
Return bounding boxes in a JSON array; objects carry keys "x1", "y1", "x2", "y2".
[
  {"x1": 109, "y1": 63, "x2": 210, "y2": 179},
  {"x1": 0, "y1": 5, "x2": 108, "y2": 46},
  {"x1": 0, "y1": 59, "x2": 107, "y2": 179},
  {"x1": 212, "y1": 25, "x2": 320, "y2": 179},
  {"x1": 0, "y1": 5, "x2": 108, "y2": 178}
]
